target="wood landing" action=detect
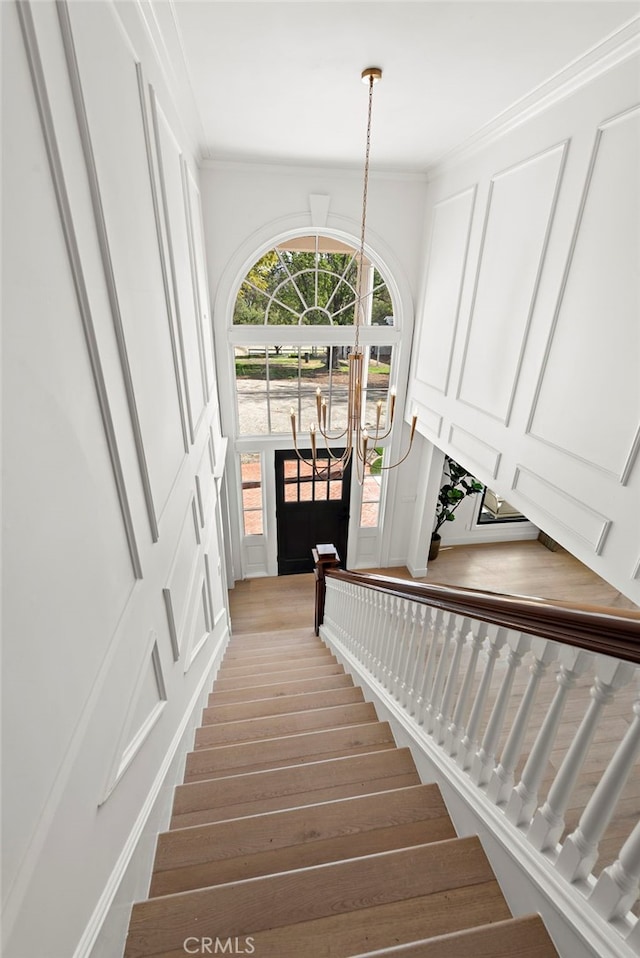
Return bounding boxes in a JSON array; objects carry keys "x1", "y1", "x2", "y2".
[{"x1": 124, "y1": 628, "x2": 559, "y2": 958}]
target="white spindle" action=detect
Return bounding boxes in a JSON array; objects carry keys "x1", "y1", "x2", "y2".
[
  {"x1": 433, "y1": 617, "x2": 469, "y2": 745},
  {"x1": 457, "y1": 626, "x2": 507, "y2": 771},
  {"x1": 444, "y1": 621, "x2": 488, "y2": 757},
  {"x1": 557, "y1": 689, "x2": 640, "y2": 881},
  {"x1": 505, "y1": 647, "x2": 593, "y2": 827},
  {"x1": 590, "y1": 819, "x2": 640, "y2": 922},
  {"x1": 371, "y1": 591, "x2": 389, "y2": 679},
  {"x1": 378, "y1": 594, "x2": 398, "y2": 689},
  {"x1": 471, "y1": 631, "x2": 531, "y2": 787},
  {"x1": 399, "y1": 602, "x2": 419, "y2": 708},
  {"x1": 388, "y1": 597, "x2": 407, "y2": 697},
  {"x1": 487, "y1": 637, "x2": 558, "y2": 805},
  {"x1": 529, "y1": 656, "x2": 636, "y2": 852},
  {"x1": 416, "y1": 607, "x2": 441, "y2": 726},
  {"x1": 406, "y1": 605, "x2": 430, "y2": 717},
  {"x1": 425, "y1": 611, "x2": 456, "y2": 734}
]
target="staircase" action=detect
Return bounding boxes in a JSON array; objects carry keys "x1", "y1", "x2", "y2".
[{"x1": 124, "y1": 627, "x2": 559, "y2": 958}]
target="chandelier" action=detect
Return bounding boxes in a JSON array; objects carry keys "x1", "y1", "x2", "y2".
[{"x1": 289, "y1": 67, "x2": 417, "y2": 483}]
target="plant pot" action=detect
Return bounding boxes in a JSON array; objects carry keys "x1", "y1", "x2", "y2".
[{"x1": 428, "y1": 533, "x2": 441, "y2": 561}]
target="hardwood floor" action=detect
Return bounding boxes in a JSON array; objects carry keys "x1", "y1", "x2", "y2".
[
  {"x1": 228, "y1": 540, "x2": 637, "y2": 636},
  {"x1": 227, "y1": 539, "x2": 640, "y2": 895}
]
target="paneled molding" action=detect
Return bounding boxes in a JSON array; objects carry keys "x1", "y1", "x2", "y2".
[
  {"x1": 182, "y1": 570, "x2": 214, "y2": 673},
  {"x1": 457, "y1": 142, "x2": 567, "y2": 424},
  {"x1": 415, "y1": 185, "x2": 476, "y2": 393},
  {"x1": 183, "y1": 162, "x2": 216, "y2": 402},
  {"x1": 56, "y1": 1, "x2": 159, "y2": 544},
  {"x1": 448, "y1": 424, "x2": 501, "y2": 479},
  {"x1": 527, "y1": 106, "x2": 640, "y2": 484},
  {"x1": 162, "y1": 493, "x2": 202, "y2": 660},
  {"x1": 100, "y1": 633, "x2": 167, "y2": 805},
  {"x1": 18, "y1": 0, "x2": 143, "y2": 576},
  {"x1": 149, "y1": 87, "x2": 207, "y2": 444},
  {"x1": 513, "y1": 465, "x2": 611, "y2": 554},
  {"x1": 413, "y1": 403, "x2": 443, "y2": 439},
  {"x1": 136, "y1": 65, "x2": 190, "y2": 454}
]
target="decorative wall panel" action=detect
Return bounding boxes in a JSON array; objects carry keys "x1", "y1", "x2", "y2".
[
  {"x1": 101, "y1": 637, "x2": 167, "y2": 802},
  {"x1": 448, "y1": 425, "x2": 501, "y2": 479},
  {"x1": 150, "y1": 91, "x2": 207, "y2": 442},
  {"x1": 64, "y1": 2, "x2": 187, "y2": 523},
  {"x1": 457, "y1": 143, "x2": 566, "y2": 422},
  {"x1": 415, "y1": 187, "x2": 476, "y2": 392},
  {"x1": 184, "y1": 163, "x2": 216, "y2": 401},
  {"x1": 513, "y1": 466, "x2": 610, "y2": 553},
  {"x1": 528, "y1": 108, "x2": 640, "y2": 482},
  {"x1": 162, "y1": 495, "x2": 201, "y2": 660}
]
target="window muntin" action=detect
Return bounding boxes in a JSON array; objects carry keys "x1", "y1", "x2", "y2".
[
  {"x1": 233, "y1": 236, "x2": 394, "y2": 328},
  {"x1": 235, "y1": 345, "x2": 393, "y2": 437},
  {"x1": 240, "y1": 453, "x2": 263, "y2": 535},
  {"x1": 360, "y1": 450, "x2": 384, "y2": 528}
]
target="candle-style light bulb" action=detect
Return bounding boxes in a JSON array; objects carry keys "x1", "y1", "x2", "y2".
[
  {"x1": 321, "y1": 398, "x2": 327, "y2": 428},
  {"x1": 410, "y1": 410, "x2": 418, "y2": 441},
  {"x1": 315, "y1": 386, "x2": 322, "y2": 419},
  {"x1": 376, "y1": 399, "x2": 382, "y2": 429},
  {"x1": 389, "y1": 386, "x2": 396, "y2": 422},
  {"x1": 362, "y1": 428, "x2": 369, "y2": 461},
  {"x1": 290, "y1": 407, "x2": 296, "y2": 442}
]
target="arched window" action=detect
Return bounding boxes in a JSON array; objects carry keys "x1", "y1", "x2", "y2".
[
  {"x1": 231, "y1": 234, "x2": 399, "y2": 441},
  {"x1": 233, "y1": 235, "x2": 394, "y2": 327}
]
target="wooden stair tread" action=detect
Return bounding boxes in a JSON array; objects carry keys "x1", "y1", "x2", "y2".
[
  {"x1": 217, "y1": 652, "x2": 336, "y2": 678},
  {"x1": 170, "y1": 748, "x2": 420, "y2": 828},
  {"x1": 349, "y1": 914, "x2": 559, "y2": 957},
  {"x1": 194, "y1": 700, "x2": 379, "y2": 749},
  {"x1": 125, "y1": 837, "x2": 505, "y2": 958},
  {"x1": 227, "y1": 627, "x2": 317, "y2": 646},
  {"x1": 221, "y1": 645, "x2": 330, "y2": 667},
  {"x1": 208, "y1": 671, "x2": 353, "y2": 705},
  {"x1": 223, "y1": 638, "x2": 327, "y2": 659},
  {"x1": 184, "y1": 721, "x2": 396, "y2": 781},
  {"x1": 151, "y1": 784, "x2": 455, "y2": 896},
  {"x1": 214, "y1": 662, "x2": 345, "y2": 690},
  {"x1": 202, "y1": 685, "x2": 363, "y2": 724}
]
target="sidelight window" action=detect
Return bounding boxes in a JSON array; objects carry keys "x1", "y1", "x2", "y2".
[{"x1": 240, "y1": 453, "x2": 263, "y2": 535}]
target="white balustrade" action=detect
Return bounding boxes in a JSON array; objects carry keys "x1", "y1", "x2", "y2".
[
  {"x1": 424, "y1": 611, "x2": 456, "y2": 734},
  {"x1": 456, "y1": 626, "x2": 507, "y2": 771},
  {"x1": 487, "y1": 637, "x2": 559, "y2": 805},
  {"x1": 557, "y1": 688, "x2": 640, "y2": 882},
  {"x1": 444, "y1": 621, "x2": 488, "y2": 757},
  {"x1": 320, "y1": 574, "x2": 640, "y2": 942},
  {"x1": 433, "y1": 617, "x2": 470, "y2": 745},
  {"x1": 505, "y1": 647, "x2": 593, "y2": 827},
  {"x1": 471, "y1": 631, "x2": 531, "y2": 787},
  {"x1": 529, "y1": 656, "x2": 636, "y2": 852},
  {"x1": 591, "y1": 819, "x2": 640, "y2": 922}
]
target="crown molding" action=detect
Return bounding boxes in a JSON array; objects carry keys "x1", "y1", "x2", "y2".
[
  {"x1": 427, "y1": 15, "x2": 640, "y2": 178},
  {"x1": 198, "y1": 156, "x2": 428, "y2": 183}
]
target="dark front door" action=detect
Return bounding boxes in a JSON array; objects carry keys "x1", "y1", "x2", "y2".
[{"x1": 275, "y1": 449, "x2": 351, "y2": 575}]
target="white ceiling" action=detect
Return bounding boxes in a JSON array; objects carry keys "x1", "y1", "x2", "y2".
[{"x1": 158, "y1": 1, "x2": 639, "y2": 172}]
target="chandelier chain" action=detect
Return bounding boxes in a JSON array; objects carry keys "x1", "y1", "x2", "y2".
[{"x1": 355, "y1": 74, "x2": 375, "y2": 352}]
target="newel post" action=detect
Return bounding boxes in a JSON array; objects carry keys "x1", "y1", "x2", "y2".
[{"x1": 313, "y1": 544, "x2": 340, "y2": 636}]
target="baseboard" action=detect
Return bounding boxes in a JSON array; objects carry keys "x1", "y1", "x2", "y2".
[{"x1": 74, "y1": 627, "x2": 229, "y2": 958}]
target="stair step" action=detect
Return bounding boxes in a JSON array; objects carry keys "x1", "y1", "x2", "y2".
[
  {"x1": 222, "y1": 644, "x2": 329, "y2": 668},
  {"x1": 170, "y1": 748, "x2": 420, "y2": 828},
  {"x1": 224, "y1": 638, "x2": 327, "y2": 660},
  {"x1": 194, "y1": 701, "x2": 379, "y2": 750},
  {"x1": 217, "y1": 652, "x2": 335, "y2": 678},
  {"x1": 214, "y1": 662, "x2": 345, "y2": 691},
  {"x1": 151, "y1": 784, "x2": 455, "y2": 896},
  {"x1": 208, "y1": 672, "x2": 353, "y2": 705},
  {"x1": 227, "y1": 627, "x2": 317, "y2": 648},
  {"x1": 349, "y1": 914, "x2": 559, "y2": 957},
  {"x1": 184, "y1": 721, "x2": 396, "y2": 782},
  {"x1": 124, "y1": 837, "x2": 508, "y2": 958},
  {"x1": 202, "y1": 685, "x2": 363, "y2": 724}
]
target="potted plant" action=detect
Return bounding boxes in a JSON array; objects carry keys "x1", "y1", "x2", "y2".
[{"x1": 429, "y1": 455, "x2": 484, "y2": 560}]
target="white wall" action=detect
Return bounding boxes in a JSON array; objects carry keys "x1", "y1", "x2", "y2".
[
  {"x1": 201, "y1": 161, "x2": 428, "y2": 577},
  {"x1": 1, "y1": 3, "x2": 228, "y2": 956},
  {"x1": 409, "y1": 35, "x2": 640, "y2": 603}
]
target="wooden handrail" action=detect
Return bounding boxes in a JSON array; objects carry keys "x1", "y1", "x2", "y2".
[{"x1": 324, "y1": 568, "x2": 640, "y2": 664}]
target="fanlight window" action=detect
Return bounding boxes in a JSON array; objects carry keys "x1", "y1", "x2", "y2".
[{"x1": 233, "y1": 235, "x2": 393, "y2": 327}]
